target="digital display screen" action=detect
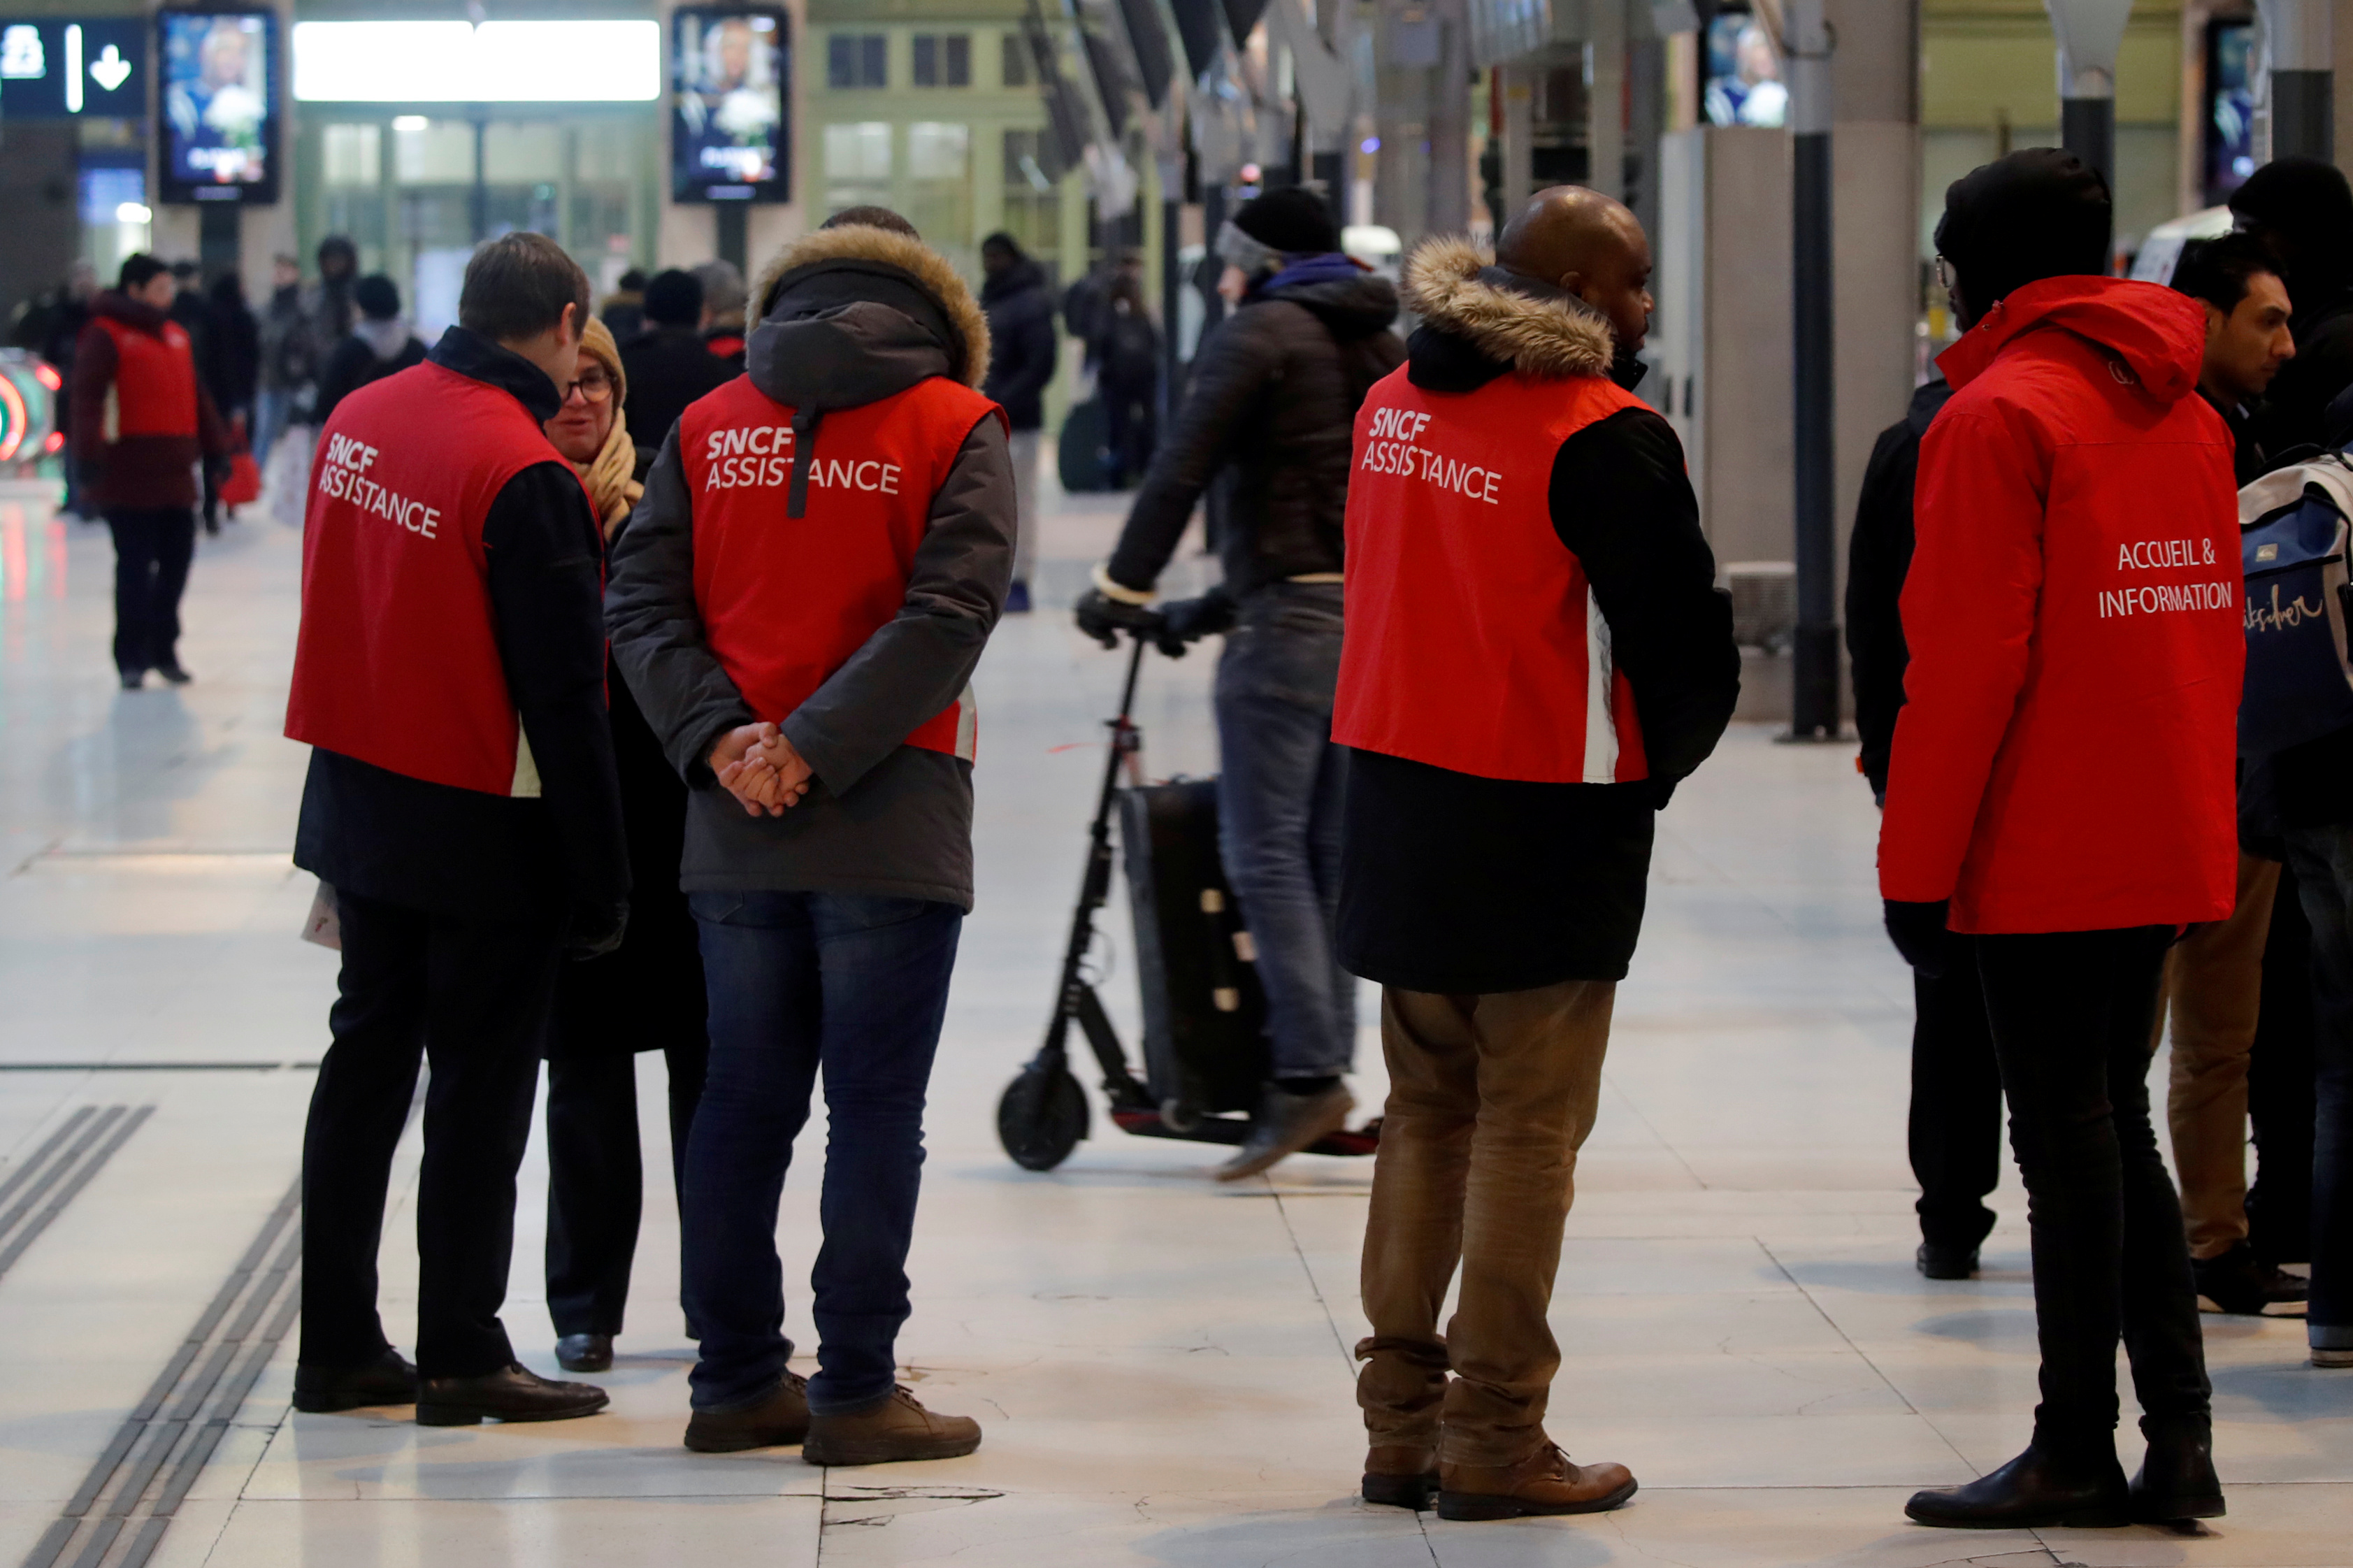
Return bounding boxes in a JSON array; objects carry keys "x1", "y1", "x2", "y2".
[
  {"x1": 1702, "y1": 10, "x2": 1785, "y2": 129},
  {"x1": 157, "y1": 8, "x2": 278, "y2": 203},
  {"x1": 672, "y1": 7, "x2": 789, "y2": 203}
]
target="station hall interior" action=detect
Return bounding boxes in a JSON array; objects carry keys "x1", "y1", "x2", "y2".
[{"x1": 1, "y1": 1, "x2": 2352, "y2": 1566}]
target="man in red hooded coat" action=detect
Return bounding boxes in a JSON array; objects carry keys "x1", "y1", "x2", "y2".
[{"x1": 1883, "y1": 150, "x2": 2240, "y2": 1532}]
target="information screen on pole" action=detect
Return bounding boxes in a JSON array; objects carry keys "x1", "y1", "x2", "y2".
[
  {"x1": 156, "y1": 8, "x2": 279, "y2": 203},
  {"x1": 672, "y1": 7, "x2": 789, "y2": 203}
]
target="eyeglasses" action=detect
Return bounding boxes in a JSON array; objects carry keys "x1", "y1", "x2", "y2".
[
  {"x1": 1934, "y1": 256, "x2": 1955, "y2": 291},
  {"x1": 563, "y1": 369, "x2": 614, "y2": 405}
]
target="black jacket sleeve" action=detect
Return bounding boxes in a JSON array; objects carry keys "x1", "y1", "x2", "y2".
[
  {"x1": 1550, "y1": 407, "x2": 1740, "y2": 785},
  {"x1": 605, "y1": 427, "x2": 758, "y2": 786},
  {"x1": 1103, "y1": 308, "x2": 1282, "y2": 592},
  {"x1": 995, "y1": 296, "x2": 1057, "y2": 415},
  {"x1": 483, "y1": 461, "x2": 629, "y2": 905},
  {"x1": 782, "y1": 417, "x2": 1014, "y2": 792},
  {"x1": 1844, "y1": 417, "x2": 1920, "y2": 800}
]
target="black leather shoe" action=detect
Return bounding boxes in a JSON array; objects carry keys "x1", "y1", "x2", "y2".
[
  {"x1": 415, "y1": 1363, "x2": 607, "y2": 1426},
  {"x1": 684, "y1": 1373, "x2": 812, "y2": 1453},
  {"x1": 152, "y1": 661, "x2": 192, "y2": 686},
  {"x1": 2194, "y1": 1243, "x2": 2308, "y2": 1316},
  {"x1": 1904, "y1": 1446, "x2": 2130, "y2": 1529},
  {"x1": 1917, "y1": 1242, "x2": 1980, "y2": 1281},
  {"x1": 556, "y1": 1333, "x2": 613, "y2": 1373},
  {"x1": 2132, "y1": 1423, "x2": 2225, "y2": 1523},
  {"x1": 292, "y1": 1348, "x2": 419, "y2": 1413}
]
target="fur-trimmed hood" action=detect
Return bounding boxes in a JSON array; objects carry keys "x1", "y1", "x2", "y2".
[
  {"x1": 748, "y1": 222, "x2": 991, "y2": 393},
  {"x1": 1399, "y1": 236, "x2": 1613, "y2": 379}
]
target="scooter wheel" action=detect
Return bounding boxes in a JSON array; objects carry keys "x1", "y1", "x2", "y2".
[
  {"x1": 1159, "y1": 1095, "x2": 1203, "y2": 1133},
  {"x1": 998, "y1": 1065, "x2": 1090, "y2": 1171}
]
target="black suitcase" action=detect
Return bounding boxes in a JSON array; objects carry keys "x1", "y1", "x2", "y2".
[{"x1": 1116, "y1": 778, "x2": 1267, "y2": 1120}]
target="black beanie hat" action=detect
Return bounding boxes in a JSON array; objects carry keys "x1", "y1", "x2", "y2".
[
  {"x1": 642, "y1": 268, "x2": 704, "y2": 326},
  {"x1": 352, "y1": 273, "x2": 401, "y2": 321},
  {"x1": 2229, "y1": 156, "x2": 2353, "y2": 292},
  {"x1": 1233, "y1": 185, "x2": 1341, "y2": 255},
  {"x1": 1934, "y1": 148, "x2": 2113, "y2": 315}
]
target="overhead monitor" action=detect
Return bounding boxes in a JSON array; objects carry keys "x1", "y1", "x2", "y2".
[
  {"x1": 672, "y1": 7, "x2": 790, "y2": 203},
  {"x1": 157, "y1": 8, "x2": 280, "y2": 204}
]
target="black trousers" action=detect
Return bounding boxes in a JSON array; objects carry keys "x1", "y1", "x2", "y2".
[
  {"x1": 544, "y1": 1040, "x2": 709, "y2": 1338},
  {"x1": 1977, "y1": 927, "x2": 2212, "y2": 1453},
  {"x1": 300, "y1": 891, "x2": 561, "y2": 1378},
  {"x1": 1910, "y1": 949, "x2": 2003, "y2": 1251},
  {"x1": 104, "y1": 506, "x2": 195, "y2": 676},
  {"x1": 2249, "y1": 858, "x2": 2317, "y2": 1266}
]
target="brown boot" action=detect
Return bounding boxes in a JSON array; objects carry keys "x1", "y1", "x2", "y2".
[
  {"x1": 1437, "y1": 1443, "x2": 1638, "y2": 1521},
  {"x1": 1361, "y1": 1444, "x2": 1440, "y2": 1510},
  {"x1": 802, "y1": 1386, "x2": 981, "y2": 1467},
  {"x1": 683, "y1": 1373, "x2": 811, "y2": 1453}
]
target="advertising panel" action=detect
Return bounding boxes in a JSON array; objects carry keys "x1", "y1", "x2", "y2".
[
  {"x1": 672, "y1": 7, "x2": 789, "y2": 203},
  {"x1": 157, "y1": 7, "x2": 278, "y2": 203}
]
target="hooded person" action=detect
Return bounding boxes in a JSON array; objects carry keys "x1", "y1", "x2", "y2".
[
  {"x1": 312, "y1": 274, "x2": 427, "y2": 425},
  {"x1": 1883, "y1": 149, "x2": 2239, "y2": 1531},
  {"x1": 1072, "y1": 185, "x2": 1405, "y2": 1180},
  {"x1": 619, "y1": 268, "x2": 736, "y2": 463},
  {"x1": 979, "y1": 231, "x2": 1058, "y2": 610},
  {"x1": 529, "y1": 317, "x2": 703, "y2": 1377},
  {"x1": 1334, "y1": 187, "x2": 1738, "y2": 1523},
  {"x1": 2229, "y1": 157, "x2": 2353, "y2": 459},
  {"x1": 606, "y1": 206, "x2": 1013, "y2": 1462}
]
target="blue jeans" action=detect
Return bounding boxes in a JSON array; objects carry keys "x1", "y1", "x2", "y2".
[
  {"x1": 2281, "y1": 825, "x2": 2353, "y2": 1351},
  {"x1": 252, "y1": 386, "x2": 295, "y2": 473},
  {"x1": 682, "y1": 891, "x2": 962, "y2": 1411},
  {"x1": 1216, "y1": 582, "x2": 1355, "y2": 1080}
]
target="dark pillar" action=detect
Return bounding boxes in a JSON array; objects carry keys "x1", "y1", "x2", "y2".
[
  {"x1": 715, "y1": 205, "x2": 748, "y2": 274},
  {"x1": 1787, "y1": 0, "x2": 1839, "y2": 741},
  {"x1": 2060, "y1": 96, "x2": 2114, "y2": 187}
]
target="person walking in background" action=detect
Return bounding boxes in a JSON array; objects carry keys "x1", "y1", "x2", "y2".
[
  {"x1": 305, "y1": 235, "x2": 360, "y2": 375},
  {"x1": 1884, "y1": 150, "x2": 2237, "y2": 1530},
  {"x1": 979, "y1": 231, "x2": 1056, "y2": 613},
  {"x1": 693, "y1": 258, "x2": 748, "y2": 366},
  {"x1": 607, "y1": 207, "x2": 1009, "y2": 1464},
  {"x1": 71, "y1": 254, "x2": 233, "y2": 689},
  {"x1": 201, "y1": 271, "x2": 259, "y2": 534},
  {"x1": 254, "y1": 254, "x2": 310, "y2": 472},
  {"x1": 2174, "y1": 234, "x2": 2295, "y2": 484},
  {"x1": 1090, "y1": 257, "x2": 1160, "y2": 489},
  {"x1": 21, "y1": 260, "x2": 98, "y2": 521},
  {"x1": 313, "y1": 275, "x2": 426, "y2": 426},
  {"x1": 1075, "y1": 186, "x2": 1403, "y2": 1179},
  {"x1": 1844, "y1": 368, "x2": 2002, "y2": 1282},
  {"x1": 602, "y1": 266, "x2": 648, "y2": 343},
  {"x1": 534, "y1": 317, "x2": 708, "y2": 1376},
  {"x1": 285, "y1": 233, "x2": 628, "y2": 1428},
  {"x1": 618, "y1": 268, "x2": 735, "y2": 461},
  {"x1": 1338, "y1": 189, "x2": 1738, "y2": 1523},
  {"x1": 2227, "y1": 157, "x2": 2353, "y2": 459}
]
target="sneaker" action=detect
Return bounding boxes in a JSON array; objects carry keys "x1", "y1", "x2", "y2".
[
  {"x1": 1917, "y1": 1242, "x2": 1980, "y2": 1281},
  {"x1": 1216, "y1": 1081, "x2": 1355, "y2": 1182},
  {"x1": 1436, "y1": 1443, "x2": 1637, "y2": 1521},
  {"x1": 801, "y1": 1386, "x2": 980, "y2": 1467},
  {"x1": 685, "y1": 1373, "x2": 811, "y2": 1452},
  {"x1": 2194, "y1": 1243, "x2": 2308, "y2": 1316}
]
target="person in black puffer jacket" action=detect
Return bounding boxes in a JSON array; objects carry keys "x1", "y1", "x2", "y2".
[
  {"x1": 1076, "y1": 185, "x2": 1404, "y2": 1179},
  {"x1": 2230, "y1": 157, "x2": 2353, "y2": 461},
  {"x1": 980, "y1": 232, "x2": 1057, "y2": 611}
]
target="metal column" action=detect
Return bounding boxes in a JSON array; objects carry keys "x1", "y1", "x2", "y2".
[
  {"x1": 1428, "y1": 0, "x2": 1471, "y2": 233},
  {"x1": 2259, "y1": 0, "x2": 2333, "y2": 159},
  {"x1": 2043, "y1": 0, "x2": 2134, "y2": 187},
  {"x1": 1786, "y1": 0, "x2": 1838, "y2": 740}
]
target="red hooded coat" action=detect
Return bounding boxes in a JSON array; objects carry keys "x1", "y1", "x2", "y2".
[{"x1": 1878, "y1": 275, "x2": 2243, "y2": 933}]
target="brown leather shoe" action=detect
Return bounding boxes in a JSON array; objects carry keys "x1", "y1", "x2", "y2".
[
  {"x1": 684, "y1": 1373, "x2": 812, "y2": 1453},
  {"x1": 802, "y1": 1386, "x2": 981, "y2": 1467},
  {"x1": 1437, "y1": 1444, "x2": 1638, "y2": 1520},
  {"x1": 1362, "y1": 1443, "x2": 1440, "y2": 1510}
]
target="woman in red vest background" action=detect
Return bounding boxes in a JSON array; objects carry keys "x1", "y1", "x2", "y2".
[{"x1": 70, "y1": 252, "x2": 232, "y2": 689}]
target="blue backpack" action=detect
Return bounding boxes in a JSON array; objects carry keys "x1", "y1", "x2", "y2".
[{"x1": 2240, "y1": 459, "x2": 2353, "y2": 756}]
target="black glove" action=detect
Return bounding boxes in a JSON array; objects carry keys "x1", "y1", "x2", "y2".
[
  {"x1": 563, "y1": 897, "x2": 629, "y2": 961},
  {"x1": 1073, "y1": 587, "x2": 1165, "y2": 650},
  {"x1": 1883, "y1": 899, "x2": 1955, "y2": 978},
  {"x1": 1153, "y1": 587, "x2": 1239, "y2": 657}
]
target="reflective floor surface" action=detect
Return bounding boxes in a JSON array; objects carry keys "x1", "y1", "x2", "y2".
[{"x1": 0, "y1": 480, "x2": 2344, "y2": 1567}]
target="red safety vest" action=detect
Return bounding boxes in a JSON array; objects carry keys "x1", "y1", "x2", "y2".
[
  {"x1": 285, "y1": 360, "x2": 593, "y2": 796},
  {"x1": 678, "y1": 373, "x2": 1004, "y2": 761},
  {"x1": 94, "y1": 315, "x2": 199, "y2": 440},
  {"x1": 1334, "y1": 366, "x2": 1650, "y2": 784}
]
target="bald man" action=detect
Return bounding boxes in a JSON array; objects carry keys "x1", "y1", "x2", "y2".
[{"x1": 1333, "y1": 189, "x2": 1740, "y2": 1521}]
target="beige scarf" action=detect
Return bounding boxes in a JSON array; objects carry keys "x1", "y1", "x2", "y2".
[{"x1": 572, "y1": 317, "x2": 643, "y2": 537}]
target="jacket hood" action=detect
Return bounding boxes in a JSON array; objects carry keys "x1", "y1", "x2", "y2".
[
  {"x1": 1398, "y1": 236, "x2": 1613, "y2": 379},
  {"x1": 745, "y1": 224, "x2": 991, "y2": 412},
  {"x1": 1936, "y1": 275, "x2": 2204, "y2": 403},
  {"x1": 354, "y1": 317, "x2": 414, "y2": 362},
  {"x1": 1262, "y1": 268, "x2": 1400, "y2": 341},
  {"x1": 92, "y1": 291, "x2": 171, "y2": 335}
]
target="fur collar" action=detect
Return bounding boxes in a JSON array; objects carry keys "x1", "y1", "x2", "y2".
[
  {"x1": 1399, "y1": 236, "x2": 1614, "y2": 379},
  {"x1": 750, "y1": 224, "x2": 991, "y2": 390}
]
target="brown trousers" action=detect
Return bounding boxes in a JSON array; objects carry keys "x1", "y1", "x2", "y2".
[
  {"x1": 2149, "y1": 851, "x2": 2280, "y2": 1260},
  {"x1": 1356, "y1": 980, "x2": 1614, "y2": 1467}
]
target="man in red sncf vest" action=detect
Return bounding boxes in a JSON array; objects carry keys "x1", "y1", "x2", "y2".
[
  {"x1": 69, "y1": 252, "x2": 233, "y2": 688},
  {"x1": 1883, "y1": 151, "x2": 2238, "y2": 1532},
  {"x1": 1334, "y1": 189, "x2": 1740, "y2": 1522},
  {"x1": 608, "y1": 208, "x2": 1013, "y2": 1462},
  {"x1": 282, "y1": 233, "x2": 628, "y2": 1427}
]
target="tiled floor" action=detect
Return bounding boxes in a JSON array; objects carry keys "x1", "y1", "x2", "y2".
[{"x1": 0, "y1": 480, "x2": 2345, "y2": 1566}]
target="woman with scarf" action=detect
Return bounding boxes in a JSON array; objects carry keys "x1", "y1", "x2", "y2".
[{"x1": 539, "y1": 317, "x2": 710, "y2": 1373}]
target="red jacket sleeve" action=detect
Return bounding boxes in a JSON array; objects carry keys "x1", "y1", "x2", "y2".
[{"x1": 1878, "y1": 405, "x2": 2048, "y2": 902}]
